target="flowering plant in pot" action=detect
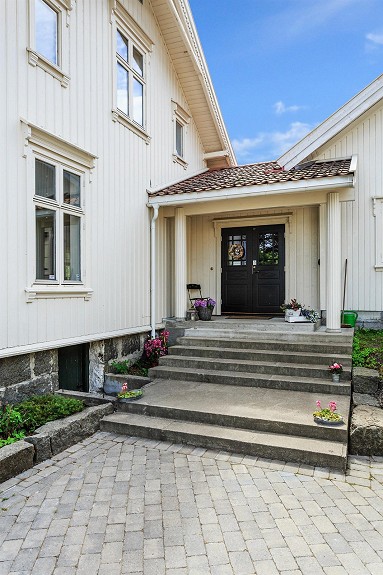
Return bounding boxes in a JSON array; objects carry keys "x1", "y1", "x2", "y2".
[
  {"x1": 280, "y1": 298, "x2": 302, "y2": 312},
  {"x1": 117, "y1": 384, "x2": 143, "y2": 401},
  {"x1": 193, "y1": 298, "x2": 216, "y2": 321},
  {"x1": 313, "y1": 400, "x2": 344, "y2": 424},
  {"x1": 144, "y1": 330, "x2": 169, "y2": 365},
  {"x1": 329, "y1": 362, "x2": 343, "y2": 382},
  {"x1": 329, "y1": 362, "x2": 343, "y2": 374}
]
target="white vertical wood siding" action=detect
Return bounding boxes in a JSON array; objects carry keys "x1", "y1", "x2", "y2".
[
  {"x1": 0, "y1": 0, "x2": 207, "y2": 353},
  {"x1": 185, "y1": 207, "x2": 319, "y2": 314},
  {"x1": 311, "y1": 100, "x2": 383, "y2": 313}
]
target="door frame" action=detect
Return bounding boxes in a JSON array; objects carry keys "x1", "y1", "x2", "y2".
[{"x1": 213, "y1": 214, "x2": 293, "y2": 315}]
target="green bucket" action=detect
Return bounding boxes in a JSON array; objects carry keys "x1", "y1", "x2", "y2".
[{"x1": 341, "y1": 311, "x2": 358, "y2": 327}]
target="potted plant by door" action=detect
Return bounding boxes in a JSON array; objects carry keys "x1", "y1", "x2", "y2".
[
  {"x1": 194, "y1": 298, "x2": 216, "y2": 321},
  {"x1": 281, "y1": 298, "x2": 303, "y2": 322}
]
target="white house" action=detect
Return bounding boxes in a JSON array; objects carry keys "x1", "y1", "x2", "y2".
[
  {"x1": 149, "y1": 74, "x2": 383, "y2": 336},
  {"x1": 0, "y1": 0, "x2": 234, "y2": 399},
  {"x1": 1, "y1": 0, "x2": 383, "y2": 401}
]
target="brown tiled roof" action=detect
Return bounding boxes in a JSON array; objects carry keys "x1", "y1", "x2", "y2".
[{"x1": 149, "y1": 158, "x2": 353, "y2": 198}]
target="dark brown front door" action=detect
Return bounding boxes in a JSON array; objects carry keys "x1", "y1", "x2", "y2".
[{"x1": 221, "y1": 225, "x2": 285, "y2": 314}]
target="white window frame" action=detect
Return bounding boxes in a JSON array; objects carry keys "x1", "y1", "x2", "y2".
[
  {"x1": 111, "y1": 2, "x2": 153, "y2": 143},
  {"x1": 373, "y1": 197, "x2": 383, "y2": 270},
  {"x1": 22, "y1": 120, "x2": 96, "y2": 302},
  {"x1": 34, "y1": 155, "x2": 84, "y2": 284},
  {"x1": 27, "y1": 0, "x2": 71, "y2": 87},
  {"x1": 172, "y1": 101, "x2": 190, "y2": 169}
]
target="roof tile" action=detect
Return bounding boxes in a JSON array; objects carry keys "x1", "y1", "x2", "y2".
[{"x1": 149, "y1": 158, "x2": 353, "y2": 198}]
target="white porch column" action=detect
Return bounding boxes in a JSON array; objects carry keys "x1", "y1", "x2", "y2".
[
  {"x1": 174, "y1": 207, "x2": 187, "y2": 319},
  {"x1": 326, "y1": 192, "x2": 342, "y2": 332}
]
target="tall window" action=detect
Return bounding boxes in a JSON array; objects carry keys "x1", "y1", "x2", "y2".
[
  {"x1": 35, "y1": 0, "x2": 58, "y2": 65},
  {"x1": 116, "y1": 30, "x2": 145, "y2": 127},
  {"x1": 34, "y1": 158, "x2": 83, "y2": 283}
]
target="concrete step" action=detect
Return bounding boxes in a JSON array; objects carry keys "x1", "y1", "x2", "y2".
[
  {"x1": 177, "y1": 336, "x2": 353, "y2": 356},
  {"x1": 115, "y1": 380, "x2": 349, "y2": 442},
  {"x1": 187, "y1": 318, "x2": 320, "y2": 333},
  {"x1": 184, "y1": 326, "x2": 354, "y2": 344},
  {"x1": 101, "y1": 411, "x2": 347, "y2": 471},
  {"x1": 169, "y1": 344, "x2": 352, "y2": 367},
  {"x1": 158, "y1": 355, "x2": 352, "y2": 381},
  {"x1": 148, "y1": 365, "x2": 351, "y2": 394}
]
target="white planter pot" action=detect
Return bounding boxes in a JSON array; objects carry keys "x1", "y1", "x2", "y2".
[{"x1": 285, "y1": 309, "x2": 301, "y2": 322}]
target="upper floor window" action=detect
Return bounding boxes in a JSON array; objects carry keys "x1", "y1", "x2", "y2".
[
  {"x1": 35, "y1": 0, "x2": 58, "y2": 65},
  {"x1": 116, "y1": 30, "x2": 145, "y2": 127},
  {"x1": 27, "y1": 0, "x2": 70, "y2": 87},
  {"x1": 175, "y1": 120, "x2": 184, "y2": 158},
  {"x1": 172, "y1": 101, "x2": 190, "y2": 168}
]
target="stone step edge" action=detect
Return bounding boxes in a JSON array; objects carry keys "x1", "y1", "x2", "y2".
[
  {"x1": 161, "y1": 355, "x2": 352, "y2": 378},
  {"x1": 119, "y1": 400, "x2": 348, "y2": 443},
  {"x1": 149, "y1": 365, "x2": 351, "y2": 394},
  {"x1": 177, "y1": 336, "x2": 353, "y2": 354},
  {"x1": 178, "y1": 335, "x2": 353, "y2": 348},
  {"x1": 101, "y1": 413, "x2": 347, "y2": 472},
  {"x1": 183, "y1": 328, "x2": 354, "y2": 341},
  {"x1": 169, "y1": 345, "x2": 352, "y2": 365}
]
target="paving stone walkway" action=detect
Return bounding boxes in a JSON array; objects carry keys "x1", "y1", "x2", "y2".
[{"x1": 1, "y1": 433, "x2": 383, "y2": 575}]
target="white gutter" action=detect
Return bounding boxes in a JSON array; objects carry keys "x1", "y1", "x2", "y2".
[
  {"x1": 147, "y1": 174, "x2": 355, "y2": 208},
  {"x1": 150, "y1": 204, "x2": 159, "y2": 338}
]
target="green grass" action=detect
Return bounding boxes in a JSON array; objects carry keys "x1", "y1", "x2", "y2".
[{"x1": 353, "y1": 328, "x2": 383, "y2": 375}]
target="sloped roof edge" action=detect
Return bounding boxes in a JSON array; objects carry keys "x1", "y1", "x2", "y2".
[
  {"x1": 151, "y1": 0, "x2": 236, "y2": 167},
  {"x1": 278, "y1": 74, "x2": 383, "y2": 170}
]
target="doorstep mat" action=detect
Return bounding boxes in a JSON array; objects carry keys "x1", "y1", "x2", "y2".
[{"x1": 223, "y1": 315, "x2": 273, "y2": 320}]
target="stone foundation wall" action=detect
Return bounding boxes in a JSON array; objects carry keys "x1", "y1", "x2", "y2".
[
  {"x1": 0, "y1": 331, "x2": 149, "y2": 402},
  {"x1": 0, "y1": 350, "x2": 58, "y2": 404},
  {"x1": 89, "y1": 332, "x2": 148, "y2": 393}
]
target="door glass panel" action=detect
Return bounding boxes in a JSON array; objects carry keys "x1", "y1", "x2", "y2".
[
  {"x1": 227, "y1": 234, "x2": 246, "y2": 266},
  {"x1": 258, "y1": 232, "x2": 279, "y2": 265}
]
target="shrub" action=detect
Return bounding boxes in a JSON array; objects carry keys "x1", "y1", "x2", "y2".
[
  {"x1": 0, "y1": 406, "x2": 25, "y2": 446},
  {"x1": 353, "y1": 329, "x2": 383, "y2": 375}
]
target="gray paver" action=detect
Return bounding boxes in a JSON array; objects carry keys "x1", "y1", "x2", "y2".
[{"x1": 1, "y1": 433, "x2": 383, "y2": 575}]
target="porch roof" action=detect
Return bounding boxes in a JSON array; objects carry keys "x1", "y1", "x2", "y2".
[{"x1": 148, "y1": 157, "x2": 353, "y2": 200}]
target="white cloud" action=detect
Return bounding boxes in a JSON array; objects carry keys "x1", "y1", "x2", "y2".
[
  {"x1": 232, "y1": 122, "x2": 313, "y2": 163},
  {"x1": 273, "y1": 101, "x2": 302, "y2": 115},
  {"x1": 366, "y1": 31, "x2": 383, "y2": 45}
]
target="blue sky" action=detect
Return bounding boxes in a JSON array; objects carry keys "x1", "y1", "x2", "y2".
[{"x1": 189, "y1": 0, "x2": 383, "y2": 164}]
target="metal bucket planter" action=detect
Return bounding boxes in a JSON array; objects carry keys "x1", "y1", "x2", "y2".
[{"x1": 197, "y1": 306, "x2": 213, "y2": 321}]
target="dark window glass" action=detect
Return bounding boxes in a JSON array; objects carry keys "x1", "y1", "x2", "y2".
[
  {"x1": 63, "y1": 170, "x2": 80, "y2": 207},
  {"x1": 35, "y1": 159, "x2": 56, "y2": 200},
  {"x1": 36, "y1": 206, "x2": 56, "y2": 280}
]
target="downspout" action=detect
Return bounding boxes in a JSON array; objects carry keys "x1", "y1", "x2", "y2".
[{"x1": 150, "y1": 204, "x2": 159, "y2": 339}]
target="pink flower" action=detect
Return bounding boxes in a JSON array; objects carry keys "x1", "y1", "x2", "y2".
[
  {"x1": 328, "y1": 401, "x2": 337, "y2": 412},
  {"x1": 316, "y1": 400, "x2": 321, "y2": 409},
  {"x1": 122, "y1": 383, "x2": 128, "y2": 391}
]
